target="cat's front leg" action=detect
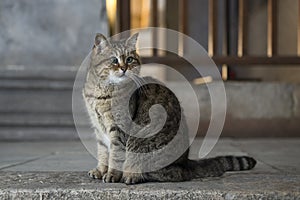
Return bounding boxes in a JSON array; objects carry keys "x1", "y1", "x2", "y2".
[
  {"x1": 122, "y1": 137, "x2": 146, "y2": 184},
  {"x1": 103, "y1": 128, "x2": 125, "y2": 183},
  {"x1": 88, "y1": 139, "x2": 108, "y2": 179},
  {"x1": 122, "y1": 171, "x2": 145, "y2": 185}
]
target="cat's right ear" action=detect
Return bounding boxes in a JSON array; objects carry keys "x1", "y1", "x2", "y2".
[{"x1": 93, "y1": 33, "x2": 110, "y2": 51}]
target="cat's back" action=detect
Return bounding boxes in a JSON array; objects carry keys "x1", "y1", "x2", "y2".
[
  {"x1": 135, "y1": 76, "x2": 181, "y2": 119},
  {"x1": 133, "y1": 77, "x2": 183, "y2": 138}
]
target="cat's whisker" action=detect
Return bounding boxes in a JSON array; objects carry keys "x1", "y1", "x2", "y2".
[
  {"x1": 127, "y1": 73, "x2": 139, "y2": 86},
  {"x1": 127, "y1": 75, "x2": 143, "y2": 93},
  {"x1": 134, "y1": 77, "x2": 147, "y2": 96},
  {"x1": 128, "y1": 74, "x2": 148, "y2": 96},
  {"x1": 131, "y1": 74, "x2": 149, "y2": 96}
]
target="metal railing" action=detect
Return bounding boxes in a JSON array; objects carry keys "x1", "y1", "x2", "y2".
[{"x1": 107, "y1": 0, "x2": 300, "y2": 80}]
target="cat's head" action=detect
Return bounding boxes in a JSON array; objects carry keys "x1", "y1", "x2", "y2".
[{"x1": 90, "y1": 33, "x2": 141, "y2": 84}]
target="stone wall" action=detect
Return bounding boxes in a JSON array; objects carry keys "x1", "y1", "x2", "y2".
[{"x1": 0, "y1": 0, "x2": 108, "y2": 67}]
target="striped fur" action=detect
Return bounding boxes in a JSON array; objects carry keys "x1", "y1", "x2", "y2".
[
  {"x1": 145, "y1": 156, "x2": 256, "y2": 182},
  {"x1": 187, "y1": 156, "x2": 257, "y2": 178},
  {"x1": 84, "y1": 33, "x2": 257, "y2": 184}
]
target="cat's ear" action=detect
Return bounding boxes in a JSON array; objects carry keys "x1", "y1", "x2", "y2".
[
  {"x1": 94, "y1": 33, "x2": 110, "y2": 50},
  {"x1": 125, "y1": 33, "x2": 139, "y2": 48}
]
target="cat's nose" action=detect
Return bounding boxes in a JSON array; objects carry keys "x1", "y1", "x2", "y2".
[{"x1": 120, "y1": 65, "x2": 127, "y2": 73}]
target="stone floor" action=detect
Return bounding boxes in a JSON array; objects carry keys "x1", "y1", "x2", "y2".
[{"x1": 0, "y1": 138, "x2": 299, "y2": 199}]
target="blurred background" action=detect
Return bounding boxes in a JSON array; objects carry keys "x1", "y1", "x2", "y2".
[{"x1": 0, "y1": 0, "x2": 299, "y2": 141}]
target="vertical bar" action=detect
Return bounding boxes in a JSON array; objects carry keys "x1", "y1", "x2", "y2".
[
  {"x1": 158, "y1": 0, "x2": 167, "y2": 56},
  {"x1": 121, "y1": 0, "x2": 131, "y2": 32},
  {"x1": 208, "y1": 0, "x2": 218, "y2": 57},
  {"x1": 222, "y1": 0, "x2": 229, "y2": 57},
  {"x1": 178, "y1": 0, "x2": 187, "y2": 56},
  {"x1": 298, "y1": 0, "x2": 300, "y2": 56},
  {"x1": 228, "y1": 0, "x2": 239, "y2": 56},
  {"x1": 151, "y1": 0, "x2": 158, "y2": 56},
  {"x1": 238, "y1": 0, "x2": 248, "y2": 57},
  {"x1": 115, "y1": 0, "x2": 121, "y2": 35},
  {"x1": 116, "y1": 0, "x2": 131, "y2": 35},
  {"x1": 159, "y1": 0, "x2": 167, "y2": 28},
  {"x1": 222, "y1": 0, "x2": 230, "y2": 80},
  {"x1": 178, "y1": 0, "x2": 187, "y2": 34},
  {"x1": 166, "y1": 0, "x2": 179, "y2": 56},
  {"x1": 267, "y1": 0, "x2": 278, "y2": 57},
  {"x1": 106, "y1": 0, "x2": 117, "y2": 36}
]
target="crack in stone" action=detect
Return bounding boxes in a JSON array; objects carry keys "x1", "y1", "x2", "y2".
[
  {"x1": 0, "y1": 152, "x2": 56, "y2": 170},
  {"x1": 230, "y1": 140, "x2": 284, "y2": 173}
]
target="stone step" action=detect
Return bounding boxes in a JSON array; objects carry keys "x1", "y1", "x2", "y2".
[
  {"x1": 0, "y1": 113, "x2": 91, "y2": 141},
  {"x1": 0, "y1": 65, "x2": 77, "y2": 80},
  {"x1": 0, "y1": 67, "x2": 86, "y2": 140},
  {"x1": 0, "y1": 77, "x2": 73, "y2": 114},
  {"x1": 0, "y1": 172, "x2": 299, "y2": 200},
  {"x1": 0, "y1": 139, "x2": 299, "y2": 199},
  {"x1": 0, "y1": 127, "x2": 78, "y2": 140},
  {"x1": 0, "y1": 66, "x2": 300, "y2": 140},
  {"x1": 0, "y1": 113, "x2": 74, "y2": 126},
  {"x1": 0, "y1": 79, "x2": 73, "y2": 90},
  {"x1": 0, "y1": 89, "x2": 72, "y2": 113}
]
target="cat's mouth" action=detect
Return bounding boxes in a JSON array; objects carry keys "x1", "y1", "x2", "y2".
[
  {"x1": 108, "y1": 72, "x2": 128, "y2": 84},
  {"x1": 119, "y1": 70, "x2": 130, "y2": 78},
  {"x1": 116, "y1": 73, "x2": 126, "y2": 78}
]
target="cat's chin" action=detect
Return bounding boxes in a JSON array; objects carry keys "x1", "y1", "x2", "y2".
[{"x1": 108, "y1": 74, "x2": 129, "y2": 84}]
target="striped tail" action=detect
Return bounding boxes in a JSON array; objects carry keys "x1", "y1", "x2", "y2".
[{"x1": 188, "y1": 156, "x2": 257, "y2": 178}]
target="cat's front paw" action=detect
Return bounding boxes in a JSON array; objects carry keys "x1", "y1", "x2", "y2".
[
  {"x1": 88, "y1": 168, "x2": 104, "y2": 179},
  {"x1": 102, "y1": 169, "x2": 122, "y2": 183},
  {"x1": 121, "y1": 172, "x2": 145, "y2": 185}
]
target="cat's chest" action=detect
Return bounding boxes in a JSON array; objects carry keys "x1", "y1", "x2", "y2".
[{"x1": 97, "y1": 96, "x2": 137, "y2": 133}]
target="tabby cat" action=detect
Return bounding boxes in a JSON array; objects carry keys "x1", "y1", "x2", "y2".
[{"x1": 83, "y1": 33, "x2": 256, "y2": 184}]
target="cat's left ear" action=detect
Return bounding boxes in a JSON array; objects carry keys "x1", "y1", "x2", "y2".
[
  {"x1": 94, "y1": 33, "x2": 110, "y2": 50},
  {"x1": 125, "y1": 33, "x2": 139, "y2": 48}
]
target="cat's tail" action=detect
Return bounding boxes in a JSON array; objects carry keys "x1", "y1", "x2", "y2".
[
  {"x1": 145, "y1": 156, "x2": 256, "y2": 182},
  {"x1": 187, "y1": 156, "x2": 257, "y2": 178}
]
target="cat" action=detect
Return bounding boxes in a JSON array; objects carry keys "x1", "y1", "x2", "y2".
[{"x1": 83, "y1": 33, "x2": 256, "y2": 184}]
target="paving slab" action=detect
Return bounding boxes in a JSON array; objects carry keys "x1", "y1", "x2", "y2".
[
  {"x1": 0, "y1": 141, "x2": 95, "y2": 171},
  {"x1": 0, "y1": 139, "x2": 299, "y2": 199},
  {"x1": 0, "y1": 172, "x2": 299, "y2": 200},
  {"x1": 234, "y1": 139, "x2": 300, "y2": 174}
]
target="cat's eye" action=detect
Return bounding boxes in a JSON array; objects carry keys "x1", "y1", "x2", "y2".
[
  {"x1": 111, "y1": 57, "x2": 119, "y2": 65},
  {"x1": 126, "y1": 56, "x2": 134, "y2": 64}
]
